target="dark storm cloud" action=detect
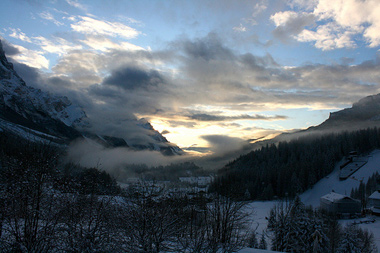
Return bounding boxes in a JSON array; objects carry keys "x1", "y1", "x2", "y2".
[
  {"x1": 188, "y1": 113, "x2": 287, "y2": 121},
  {"x1": 103, "y1": 66, "x2": 165, "y2": 90},
  {"x1": 1, "y1": 39, "x2": 21, "y2": 56},
  {"x1": 46, "y1": 76, "x2": 74, "y2": 88},
  {"x1": 87, "y1": 81, "x2": 167, "y2": 117},
  {"x1": 11, "y1": 61, "x2": 41, "y2": 87},
  {"x1": 180, "y1": 33, "x2": 235, "y2": 61}
]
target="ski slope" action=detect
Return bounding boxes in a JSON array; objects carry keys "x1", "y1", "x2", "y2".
[{"x1": 301, "y1": 149, "x2": 380, "y2": 207}]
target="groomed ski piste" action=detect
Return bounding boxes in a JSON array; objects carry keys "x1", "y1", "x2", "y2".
[{"x1": 238, "y1": 149, "x2": 380, "y2": 252}]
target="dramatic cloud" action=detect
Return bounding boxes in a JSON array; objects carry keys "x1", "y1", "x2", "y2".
[
  {"x1": 272, "y1": 0, "x2": 380, "y2": 50},
  {"x1": 1, "y1": 39, "x2": 20, "y2": 55},
  {"x1": 4, "y1": 20, "x2": 380, "y2": 154},
  {"x1": 103, "y1": 66, "x2": 165, "y2": 91},
  {"x1": 11, "y1": 62, "x2": 41, "y2": 87},
  {"x1": 21, "y1": 32, "x2": 379, "y2": 147},
  {"x1": 2, "y1": 0, "x2": 380, "y2": 165}
]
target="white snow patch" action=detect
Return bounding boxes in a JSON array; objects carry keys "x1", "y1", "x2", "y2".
[
  {"x1": 369, "y1": 191, "x2": 380, "y2": 200},
  {"x1": 320, "y1": 191, "x2": 352, "y2": 202}
]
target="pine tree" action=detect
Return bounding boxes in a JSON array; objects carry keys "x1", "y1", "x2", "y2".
[
  {"x1": 338, "y1": 225, "x2": 362, "y2": 253},
  {"x1": 247, "y1": 232, "x2": 258, "y2": 248},
  {"x1": 258, "y1": 233, "x2": 267, "y2": 250}
]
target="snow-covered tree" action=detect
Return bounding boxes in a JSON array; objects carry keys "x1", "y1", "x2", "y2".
[
  {"x1": 258, "y1": 233, "x2": 267, "y2": 250},
  {"x1": 268, "y1": 197, "x2": 331, "y2": 253},
  {"x1": 247, "y1": 232, "x2": 258, "y2": 248},
  {"x1": 338, "y1": 225, "x2": 362, "y2": 253}
]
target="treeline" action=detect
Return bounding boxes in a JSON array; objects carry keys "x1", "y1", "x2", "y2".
[
  {"x1": 210, "y1": 128, "x2": 380, "y2": 200},
  {"x1": 0, "y1": 133, "x2": 253, "y2": 252},
  {"x1": 351, "y1": 171, "x2": 380, "y2": 210},
  {"x1": 267, "y1": 197, "x2": 377, "y2": 252}
]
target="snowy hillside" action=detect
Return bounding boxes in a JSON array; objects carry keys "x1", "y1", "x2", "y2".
[
  {"x1": 300, "y1": 149, "x2": 380, "y2": 207},
  {"x1": 238, "y1": 149, "x2": 380, "y2": 252}
]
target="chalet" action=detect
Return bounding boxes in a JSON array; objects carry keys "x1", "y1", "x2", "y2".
[
  {"x1": 320, "y1": 192, "x2": 361, "y2": 217},
  {"x1": 368, "y1": 190, "x2": 380, "y2": 215}
]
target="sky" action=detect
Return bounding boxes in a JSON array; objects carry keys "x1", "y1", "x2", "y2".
[{"x1": 1, "y1": 0, "x2": 380, "y2": 154}]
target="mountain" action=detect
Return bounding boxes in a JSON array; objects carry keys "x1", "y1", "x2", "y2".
[
  {"x1": 0, "y1": 41, "x2": 85, "y2": 143},
  {"x1": 0, "y1": 40, "x2": 182, "y2": 155},
  {"x1": 315, "y1": 94, "x2": 380, "y2": 130},
  {"x1": 135, "y1": 118, "x2": 183, "y2": 155},
  {"x1": 266, "y1": 93, "x2": 380, "y2": 145}
]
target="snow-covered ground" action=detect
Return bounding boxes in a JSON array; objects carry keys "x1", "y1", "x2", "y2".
[
  {"x1": 244, "y1": 201, "x2": 277, "y2": 235},
  {"x1": 239, "y1": 149, "x2": 380, "y2": 252},
  {"x1": 300, "y1": 150, "x2": 380, "y2": 250},
  {"x1": 301, "y1": 149, "x2": 380, "y2": 207}
]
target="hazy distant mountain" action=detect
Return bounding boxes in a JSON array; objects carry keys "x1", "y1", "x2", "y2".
[
  {"x1": 314, "y1": 94, "x2": 380, "y2": 130},
  {"x1": 270, "y1": 93, "x2": 380, "y2": 144},
  {"x1": 0, "y1": 40, "x2": 182, "y2": 155}
]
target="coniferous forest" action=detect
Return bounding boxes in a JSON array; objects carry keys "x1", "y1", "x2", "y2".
[{"x1": 210, "y1": 127, "x2": 380, "y2": 200}]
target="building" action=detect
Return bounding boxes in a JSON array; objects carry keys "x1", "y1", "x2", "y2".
[
  {"x1": 368, "y1": 190, "x2": 380, "y2": 215},
  {"x1": 320, "y1": 192, "x2": 361, "y2": 217}
]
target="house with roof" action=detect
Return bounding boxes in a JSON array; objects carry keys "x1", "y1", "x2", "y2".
[
  {"x1": 320, "y1": 192, "x2": 361, "y2": 218},
  {"x1": 368, "y1": 190, "x2": 380, "y2": 215}
]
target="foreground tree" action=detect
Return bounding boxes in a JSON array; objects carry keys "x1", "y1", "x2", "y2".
[
  {"x1": 204, "y1": 195, "x2": 251, "y2": 252},
  {"x1": 268, "y1": 197, "x2": 377, "y2": 253},
  {"x1": 0, "y1": 142, "x2": 61, "y2": 251}
]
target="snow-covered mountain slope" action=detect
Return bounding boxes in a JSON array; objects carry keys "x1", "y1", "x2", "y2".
[
  {"x1": 0, "y1": 40, "x2": 182, "y2": 155},
  {"x1": 0, "y1": 41, "x2": 86, "y2": 141}
]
